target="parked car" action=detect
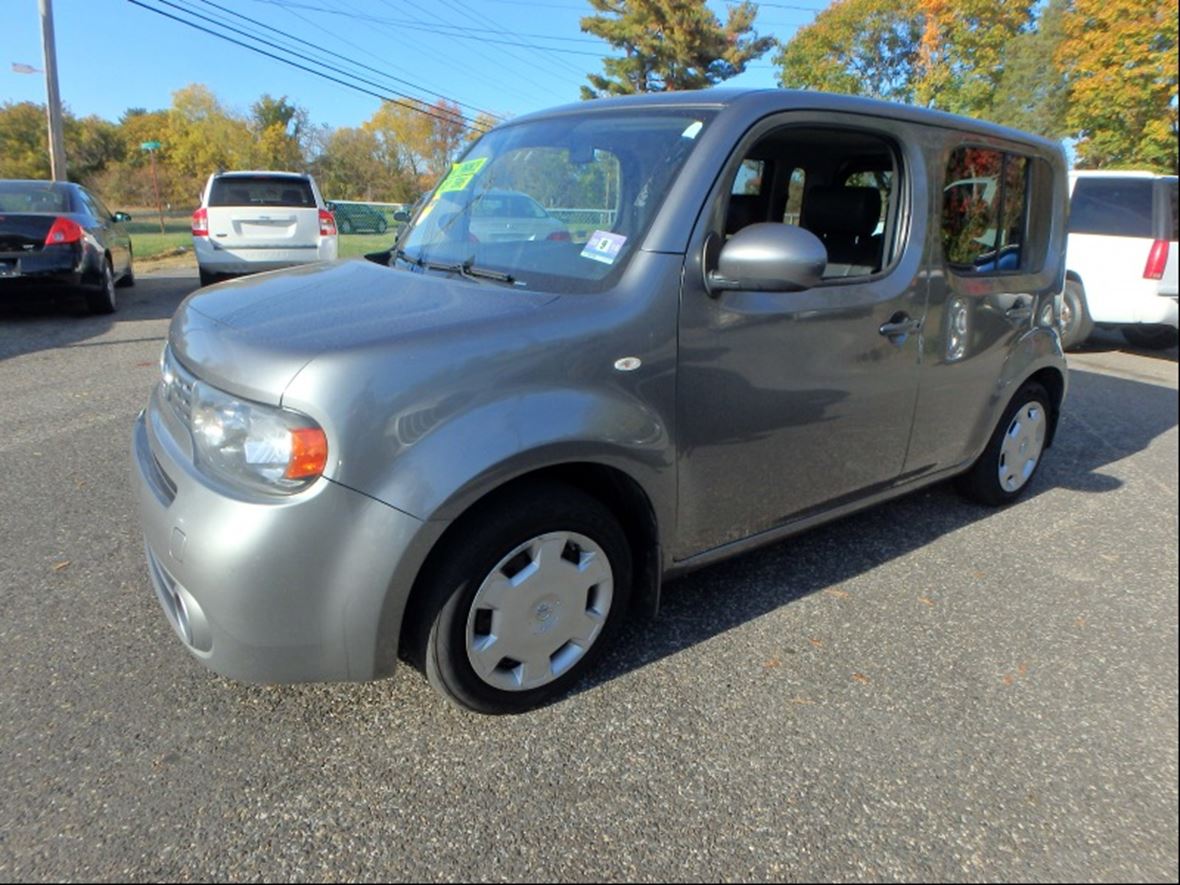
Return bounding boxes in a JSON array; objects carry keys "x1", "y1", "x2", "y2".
[
  {"x1": 1060, "y1": 170, "x2": 1178, "y2": 350},
  {"x1": 134, "y1": 90, "x2": 1069, "y2": 714},
  {"x1": 0, "y1": 179, "x2": 133, "y2": 313},
  {"x1": 192, "y1": 171, "x2": 337, "y2": 287},
  {"x1": 466, "y1": 188, "x2": 570, "y2": 243},
  {"x1": 328, "y1": 200, "x2": 388, "y2": 234}
]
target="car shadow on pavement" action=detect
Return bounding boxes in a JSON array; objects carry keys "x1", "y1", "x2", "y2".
[
  {"x1": 1072, "y1": 328, "x2": 1179, "y2": 363},
  {"x1": 573, "y1": 365, "x2": 1178, "y2": 700},
  {"x1": 0, "y1": 272, "x2": 193, "y2": 362}
]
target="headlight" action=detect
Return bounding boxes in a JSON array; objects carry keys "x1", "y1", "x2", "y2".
[{"x1": 189, "y1": 380, "x2": 327, "y2": 495}]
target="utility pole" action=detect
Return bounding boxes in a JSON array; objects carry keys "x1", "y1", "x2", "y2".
[{"x1": 39, "y1": 0, "x2": 68, "y2": 181}]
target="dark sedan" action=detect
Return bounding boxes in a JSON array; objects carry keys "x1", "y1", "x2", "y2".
[{"x1": 0, "y1": 179, "x2": 134, "y2": 314}]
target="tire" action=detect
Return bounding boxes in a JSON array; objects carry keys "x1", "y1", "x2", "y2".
[
  {"x1": 198, "y1": 268, "x2": 218, "y2": 288},
  {"x1": 412, "y1": 483, "x2": 632, "y2": 714},
  {"x1": 1122, "y1": 324, "x2": 1178, "y2": 350},
  {"x1": 85, "y1": 258, "x2": 117, "y2": 314},
  {"x1": 116, "y1": 250, "x2": 135, "y2": 288},
  {"x1": 1059, "y1": 279, "x2": 1093, "y2": 350},
  {"x1": 956, "y1": 382, "x2": 1051, "y2": 507},
  {"x1": 339, "y1": 217, "x2": 353, "y2": 234},
  {"x1": 375, "y1": 217, "x2": 388, "y2": 234}
]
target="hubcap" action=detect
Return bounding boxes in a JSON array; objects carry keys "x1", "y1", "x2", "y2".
[
  {"x1": 1059, "y1": 297, "x2": 1073, "y2": 333},
  {"x1": 998, "y1": 401, "x2": 1046, "y2": 492},
  {"x1": 465, "y1": 531, "x2": 613, "y2": 692}
]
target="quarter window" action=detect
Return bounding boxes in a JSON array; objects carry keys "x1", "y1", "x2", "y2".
[{"x1": 942, "y1": 147, "x2": 1029, "y2": 274}]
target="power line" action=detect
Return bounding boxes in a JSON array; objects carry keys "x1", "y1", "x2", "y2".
[
  {"x1": 126, "y1": 0, "x2": 492, "y2": 133},
  {"x1": 195, "y1": 0, "x2": 505, "y2": 123}
]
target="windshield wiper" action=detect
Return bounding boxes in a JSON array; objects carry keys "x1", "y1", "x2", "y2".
[{"x1": 399, "y1": 251, "x2": 518, "y2": 286}]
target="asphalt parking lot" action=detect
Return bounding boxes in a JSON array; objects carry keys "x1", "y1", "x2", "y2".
[{"x1": 1, "y1": 270, "x2": 1177, "y2": 882}]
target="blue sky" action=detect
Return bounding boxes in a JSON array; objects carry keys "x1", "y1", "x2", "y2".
[{"x1": 2, "y1": 0, "x2": 828, "y2": 131}]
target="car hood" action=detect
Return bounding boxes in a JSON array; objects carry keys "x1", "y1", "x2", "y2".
[{"x1": 170, "y1": 260, "x2": 557, "y2": 405}]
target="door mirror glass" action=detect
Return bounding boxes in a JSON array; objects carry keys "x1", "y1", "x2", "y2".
[
  {"x1": 325, "y1": 201, "x2": 336, "y2": 212},
  {"x1": 707, "y1": 223, "x2": 828, "y2": 294},
  {"x1": 113, "y1": 211, "x2": 132, "y2": 223},
  {"x1": 393, "y1": 210, "x2": 410, "y2": 223}
]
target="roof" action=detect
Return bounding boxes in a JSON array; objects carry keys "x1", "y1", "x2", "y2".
[
  {"x1": 212, "y1": 170, "x2": 309, "y2": 179},
  {"x1": 507, "y1": 87, "x2": 1063, "y2": 153}
]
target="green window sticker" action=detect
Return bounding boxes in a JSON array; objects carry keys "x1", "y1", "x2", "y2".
[{"x1": 436, "y1": 157, "x2": 488, "y2": 194}]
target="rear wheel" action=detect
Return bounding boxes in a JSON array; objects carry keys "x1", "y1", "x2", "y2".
[
  {"x1": 338, "y1": 217, "x2": 353, "y2": 234},
  {"x1": 1059, "y1": 280, "x2": 1093, "y2": 350},
  {"x1": 375, "y1": 217, "x2": 388, "y2": 234},
  {"x1": 84, "y1": 258, "x2": 117, "y2": 314},
  {"x1": 412, "y1": 484, "x2": 632, "y2": 714},
  {"x1": 956, "y1": 382, "x2": 1051, "y2": 506},
  {"x1": 1122, "y1": 324, "x2": 1178, "y2": 350}
]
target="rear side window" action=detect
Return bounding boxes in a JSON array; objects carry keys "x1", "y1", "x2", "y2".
[
  {"x1": 1157, "y1": 179, "x2": 1177, "y2": 241},
  {"x1": 942, "y1": 147, "x2": 1029, "y2": 274},
  {"x1": 1069, "y1": 178, "x2": 1153, "y2": 238},
  {"x1": 209, "y1": 177, "x2": 315, "y2": 208}
]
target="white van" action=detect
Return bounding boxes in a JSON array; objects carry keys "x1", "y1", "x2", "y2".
[
  {"x1": 192, "y1": 171, "x2": 338, "y2": 286},
  {"x1": 1061, "y1": 171, "x2": 1178, "y2": 349}
]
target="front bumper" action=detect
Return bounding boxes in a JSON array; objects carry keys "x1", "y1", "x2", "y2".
[{"x1": 131, "y1": 394, "x2": 430, "y2": 683}]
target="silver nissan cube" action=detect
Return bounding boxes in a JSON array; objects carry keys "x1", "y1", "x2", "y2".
[{"x1": 133, "y1": 89, "x2": 1069, "y2": 713}]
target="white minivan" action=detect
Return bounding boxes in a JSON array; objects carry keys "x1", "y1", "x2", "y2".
[
  {"x1": 192, "y1": 171, "x2": 338, "y2": 286},
  {"x1": 1061, "y1": 171, "x2": 1178, "y2": 350}
]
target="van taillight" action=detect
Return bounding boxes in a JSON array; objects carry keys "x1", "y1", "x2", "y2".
[
  {"x1": 191, "y1": 207, "x2": 208, "y2": 237},
  {"x1": 43, "y1": 216, "x2": 83, "y2": 246},
  {"x1": 318, "y1": 209, "x2": 337, "y2": 236},
  {"x1": 1144, "y1": 239, "x2": 1169, "y2": 280}
]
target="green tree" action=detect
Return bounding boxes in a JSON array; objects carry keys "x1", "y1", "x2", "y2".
[
  {"x1": 913, "y1": 0, "x2": 1036, "y2": 117},
  {"x1": 0, "y1": 101, "x2": 51, "y2": 179},
  {"x1": 775, "y1": 0, "x2": 922, "y2": 102},
  {"x1": 364, "y1": 99, "x2": 467, "y2": 194},
  {"x1": 164, "y1": 84, "x2": 254, "y2": 202},
  {"x1": 987, "y1": 0, "x2": 1069, "y2": 137},
  {"x1": 250, "y1": 94, "x2": 310, "y2": 170},
  {"x1": 1058, "y1": 0, "x2": 1178, "y2": 171},
  {"x1": 312, "y1": 126, "x2": 404, "y2": 201},
  {"x1": 580, "y1": 0, "x2": 775, "y2": 98}
]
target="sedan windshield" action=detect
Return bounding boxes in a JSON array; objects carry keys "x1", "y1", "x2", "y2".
[{"x1": 398, "y1": 109, "x2": 715, "y2": 293}]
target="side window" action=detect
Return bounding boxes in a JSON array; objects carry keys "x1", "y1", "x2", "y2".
[
  {"x1": 942, "y1": 147, "x2": 1029, "y2": 273},
  {"x1": 844, "y1": 170, "x2": 891, "y2": 235},
  {"x1": 733, "y1": 160, "x2": 764, "y2": 196},
  {"x1": 75, "y1": 189, "x2": 102, "y2": 219}
]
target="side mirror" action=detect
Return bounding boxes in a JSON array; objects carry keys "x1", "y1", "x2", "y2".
[
  {"x1": 113, "y1": 211, "x2": 132, "y2": 223},
  {"x1": 393, "y1": 210, "x2": 410, "y2": 223},
  {"x1": 705, "y1": 223, "x2": 827, "y2": 295},
  {"x1": 325, "y1": 201, "x2": 337, "y2": 212}
]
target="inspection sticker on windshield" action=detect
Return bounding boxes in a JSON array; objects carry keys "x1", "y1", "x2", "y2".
[
  {"x1": 580, "y1": 231, "x2": 627, "y2": 265},
  {"x1": 436, "y1": 157, "x2": 488, "y2": 193}
]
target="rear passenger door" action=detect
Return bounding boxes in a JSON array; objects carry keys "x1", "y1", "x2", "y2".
[
  {"x1": 674, "y1": 113, "x2": 929, "y2": 559},
  {"x1": 904, "y1": 142, "x2": 1046, "y2": 474}
]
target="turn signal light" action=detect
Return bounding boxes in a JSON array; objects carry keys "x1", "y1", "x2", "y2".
[
  {"x1": 284, "y1": 428, "x2": 328, "y2": 480},
  {"x1": 43, "y1": 216, "x2": 84, "y2": 246},
  {"x1": 1144, "y1": 239, "x2": 1169, "y2": 280},
  {"x1": 318, "y1": 209, "x2": 337, "y2": 236}
]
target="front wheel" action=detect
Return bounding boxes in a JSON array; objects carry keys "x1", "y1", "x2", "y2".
[
  {"x1": 956, "y1": 382, "x2": 1051, "y2": 507},
  {"x1": 338, "y1": 217, "x2": 353, "y2": 234},
  {"x1": 413, "y1": 484, "x2": 632, "y2": 714}
]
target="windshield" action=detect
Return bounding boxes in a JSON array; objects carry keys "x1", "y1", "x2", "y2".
[{"x1": 398, "y1": 109, "x2": 716, "y2": 292}]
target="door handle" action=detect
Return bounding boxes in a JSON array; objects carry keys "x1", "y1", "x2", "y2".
[{"x1": 879, "y1": 312, "x2": 923, "y2": 338}]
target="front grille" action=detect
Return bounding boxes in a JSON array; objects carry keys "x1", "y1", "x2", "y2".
[{"x1": 161, "y1": 345, "x2": 196, "y2": 424}]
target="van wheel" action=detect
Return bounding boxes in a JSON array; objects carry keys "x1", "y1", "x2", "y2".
[
  {"x1": 956, "y1": 382, "x2": 1051, "y2": 507},
  {"x1": 1059, "y1": 280, "x2": 1093, "y2": 350},
  {"x1": 85, "y1": 258, "x2": 117, "y2": 314},
  {"x1": 1123, "y1": 325, "x2": 1178, "y2": 350},
  {"x1": 413, "y1": 484, "x2": 631, "y2": 714}
]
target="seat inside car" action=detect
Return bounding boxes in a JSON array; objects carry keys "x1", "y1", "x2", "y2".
[{"x1": 803, "y1": 185, "x2": 883, "y2": 277}]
